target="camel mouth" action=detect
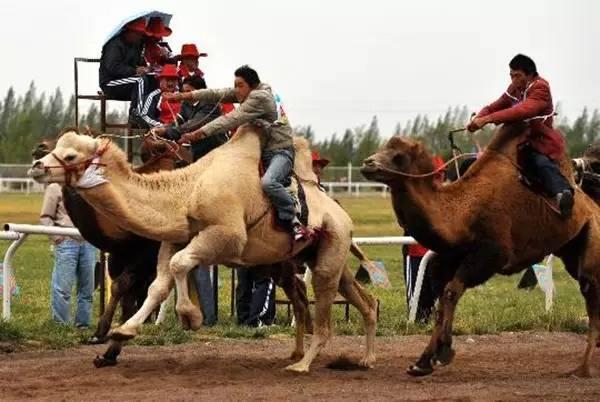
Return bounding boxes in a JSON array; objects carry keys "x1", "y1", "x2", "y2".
[
  {"x1": 28, "y1": 167, "x2": 48, "y2": 182},
  {"x1": 361, "y1": 163, "x2": 385, "y2": 180}
]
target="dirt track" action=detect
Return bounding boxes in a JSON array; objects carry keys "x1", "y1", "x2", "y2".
[{"x1": 1, "y1": 332, "x2": 599, "y2": 401}]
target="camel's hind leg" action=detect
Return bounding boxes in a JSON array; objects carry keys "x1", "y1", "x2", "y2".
[
  {"x1": 337, "y1": 265, "x2": 378, "y2": 368},
  {"x1": 276, "y1": 262, "x2": 311, "y2": 360},
  {"x1": 285, "y1": 235, "x2": 349, "y2": 373},
  {"x1": 170, "y1": 225, "x2": 246, "y2": 331},
  {"x1": 561, "y1": 222, "x2": 600, "y2": 378}
]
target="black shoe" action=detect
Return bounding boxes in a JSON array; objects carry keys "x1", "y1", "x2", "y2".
[{"x1": 556, "y1": 190, "x2": 574, "y2": 218}]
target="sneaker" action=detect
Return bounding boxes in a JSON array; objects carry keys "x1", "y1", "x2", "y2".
[
  {"x1": 293, "y1": 223, "x2": 306, "y2": 241},
  {"x1": 556, "y1": 190, "x2": 574, "y2": 218}
]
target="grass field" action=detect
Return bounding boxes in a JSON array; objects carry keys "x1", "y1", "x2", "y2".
[{"x1": 0, "y1": 193, "x2": 588, "y2": 351}]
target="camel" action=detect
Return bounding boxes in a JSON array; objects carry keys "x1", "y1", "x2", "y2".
[
  {"x1": 573, "y1": 143, "x2": 600, "y2": 203},
  {"x1": 34, "y1": 136, "x2": 315, "y2": 344},
  {"x1": 29, "y1": 125, "x2": 378, "y2": 373},
  {"x1": 32, "y1": 137, "x2": 190, "y2": 342},
  {"x1": 361, "y1": 123, "x2": 600, "y2": 378}
]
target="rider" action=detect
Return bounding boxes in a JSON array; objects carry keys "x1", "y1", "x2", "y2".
[
  {"x1": 467, "y1": 54, "x2": 573, "y2": 218},
  {"x1": 162, "y1": 65, "x2": 306, "y2": 240}
]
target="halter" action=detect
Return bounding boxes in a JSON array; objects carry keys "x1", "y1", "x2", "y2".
[{"x1": 46, "y1": 139, "x2": 110, "y2": 186}]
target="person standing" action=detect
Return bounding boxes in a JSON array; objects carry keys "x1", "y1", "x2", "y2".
[{"x1": 40, "y1": 184, "x2": 96, "y2": 328}]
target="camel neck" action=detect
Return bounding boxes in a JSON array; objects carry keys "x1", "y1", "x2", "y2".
[
  {"x1": 76, "y1": 145, "x2": 199, "y2": 243},
  {"x1": 392, "y1": 178, "x2": 466, "y2": 252}
]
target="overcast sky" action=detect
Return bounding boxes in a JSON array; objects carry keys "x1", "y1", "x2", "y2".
[{"x1": 1, "y1": 0, "x2": 597, "y2": 141}]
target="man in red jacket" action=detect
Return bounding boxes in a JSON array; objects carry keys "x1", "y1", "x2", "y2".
[{"x1": 467, "y1": 54, "x2": 573, "y2": 218}]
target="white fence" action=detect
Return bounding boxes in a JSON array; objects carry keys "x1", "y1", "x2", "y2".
[{"x1": 1, "y1": 224, "x2": 555, "y2": 324}]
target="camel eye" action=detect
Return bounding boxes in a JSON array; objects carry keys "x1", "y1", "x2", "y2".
[{"x1": 64, "y1": 154, "x2": 77, "y2": 162}]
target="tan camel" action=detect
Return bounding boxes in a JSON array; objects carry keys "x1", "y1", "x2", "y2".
[
  {"x1": 362, "y1": 123, "x2": 600, "y2": 378},
  {"x1": 29, "y1": 126, "x2": 378, "y2": 373}
]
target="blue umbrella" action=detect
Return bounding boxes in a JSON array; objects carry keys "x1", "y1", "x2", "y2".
[{"x1": 104, "y1": 10, "x2": 173, "y2": 45}]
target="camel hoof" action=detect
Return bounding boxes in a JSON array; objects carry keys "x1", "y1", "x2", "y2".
[
  {"x1": 109, "y1": 328, "x2": 137, "y2": 341},
  {"x1": 177, "y1": 306, "x2": 203, "y2": 331},
  {"x1": 359, "y1": 355, "x2": 376, "y2": 369},
  {"x1": 434, "y1": 345, "x2": 455, "y2": 366},
  {"x1": 285, "y1": 362, "x2": 310, "y2": 373},
  {"x1": 290, "y1": 350, "x2": 304, "y2": 361},
  {"x1": 93, "y1": 355, "x2": 118, "y2": 368},
  {"x1": 406, "y1": 364, "x2": 434, "y2": 377},
  {"x1": 565, "y1": 365, "x2": 592, "y2": 378}
]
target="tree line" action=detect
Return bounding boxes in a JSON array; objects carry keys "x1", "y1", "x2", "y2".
[{"x1": 1, "y1": 82, "x2": 599, "y2": 164}]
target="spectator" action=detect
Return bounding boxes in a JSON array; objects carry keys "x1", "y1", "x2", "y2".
[
  {"x1": 144, "y1": 17, "x2": 174, "y2": 70},
  {"x1": 138, "y1": 64, "x2": 182, "y2": 128},
  {"x1": 152, "y1": 75, "x2": 228, "y2": 160},
  {"x1": 99, "y1": 18, "x2": 150, "y2": 121},
  {"x1": 177, "y1": 43, "x2": 207, "y2": 79},
  {"x1": 40, "y1": 184, "x2": 96, "y2": 328},
  {"x1": 236, "y1": 269, "x2": 276, "y2": 328}
]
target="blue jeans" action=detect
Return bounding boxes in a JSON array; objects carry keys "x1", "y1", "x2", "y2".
[
  {"x1": 261, "y1": 147, "x2": 296, "y2": 223},
  {"x1": 192, "y1": 266, "x2": 217, "y2": 326},
  {"x1": 51, "y1": 239, "x2": 96, "y2": 327}
]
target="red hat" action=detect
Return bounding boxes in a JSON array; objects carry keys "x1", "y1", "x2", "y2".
[
  {"x1": 179, "y1": 43, "x2": 207, "y2": 58},
  {"x1": 125, "y1": 18, "x2": 149, "y2": 35},
  {"x1": 158, "y1": 64, "x2": 179, "y2": 79},
  {"x1": 146, "y1": 17, "x2": 172, "y2": 38},
  {"x1": 311, "y1": 151, "x2": 330, "y2": 167}
]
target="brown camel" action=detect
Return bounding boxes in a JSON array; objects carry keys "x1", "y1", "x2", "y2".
[
  {"x1": 362, "y1": 123, "x2": 600, "y2": 378},
  {"x1": 29, "y1": 126, "x2": 378, "y2": 373}
]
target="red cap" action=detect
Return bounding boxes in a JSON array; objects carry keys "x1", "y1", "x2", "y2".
[
  {"x1": 146, "y1": 17, "x2": 172, "y2": 38},
  {"x1": 125, "y1": 18, "x2": 149, "y2": 35},
  {"x1": 158, "y1": 64, "x2": 179, "y2": 79},
  {"x1": 311, "y1": 151, "x2": 330, "y2": 167},
  {"x1": 179, "y1": 43, "x2": 207, "y2": 58}
]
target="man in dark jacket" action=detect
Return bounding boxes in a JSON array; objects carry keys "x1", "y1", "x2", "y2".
[
  {"x1": 99, "y1": 18, "x2": 150, "y2": 118},
  {"x1": 467, "y1": 54, "x2": 573, "y2": 217},
  {"x1": 152, "y1": 75, "x2": 229, "y2": 160}
]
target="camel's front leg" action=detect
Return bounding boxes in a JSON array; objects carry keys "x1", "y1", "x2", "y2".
[
  {"x1": 90, "y1": 270, "x2": 135, "y2": 344},
  {"x1": 109, "y1": 242, "x2": 178, "y2": 340},
  {"x1": 170, "y1": 225, "x2": 246, "y2": 330}
]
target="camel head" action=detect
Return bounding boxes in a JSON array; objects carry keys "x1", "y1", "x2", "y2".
[
  {"x1": 28, "y1": 130, "x2": 102, "y2": 185},
  {"x1": 573, "y1": 143, "x2": 600, "y2": 184},
  {"x1": 361, "y1": 136, "x2": 434, "y2": 185}
]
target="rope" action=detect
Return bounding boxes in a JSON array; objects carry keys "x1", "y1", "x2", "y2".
[{"x1": 374, "y1": 152, "x2": 478, "y2": 179}]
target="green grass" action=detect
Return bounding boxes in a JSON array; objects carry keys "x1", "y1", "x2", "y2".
[{"x1": 0, "y1": 193, "x2": 588, "y2": 351}]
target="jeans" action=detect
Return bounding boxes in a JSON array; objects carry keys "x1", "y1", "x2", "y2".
[
  {"x1": 192, "y1": 266, "x2": 217, "y2": 326},
  {"x1": 261, "y1": 147, "x2": 296, "y2": 223},
  {"x1": 522, "y1": 147, "x2": 571, "y2": 196},
  {"x1": 51, "y1": 239, "x2": 96, "y2": 327}
]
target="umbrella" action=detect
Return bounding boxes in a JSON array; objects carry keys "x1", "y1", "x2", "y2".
[{"x1": 104, "y1": 10, "x2": 173, "y2": 45}]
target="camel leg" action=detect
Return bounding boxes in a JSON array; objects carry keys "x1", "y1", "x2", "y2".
[
  {"x1": 337, "y1": 266, "x2": 378, "y2": 368},
  {"x1": 408, "y1": 243, "x2": 503, "y2": 376},
  {"x1": 90, "y1": 270, "x2": 135, "y2": 344},
  {"x1": 170, "y1": 225, "x2": 246, "y2": 331},
  {"x1": 285, "y1": 236, "x2": 348, "y2": 373},
  {"x1": 108, "y1": 242, "x2": 177, "y2": 342},
  {"x1": 568, "y1": 274, "x2": 600, "y2": 378},
  {"x1": 278, "y1": 262, "x2": 311, "y2": 360}
]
